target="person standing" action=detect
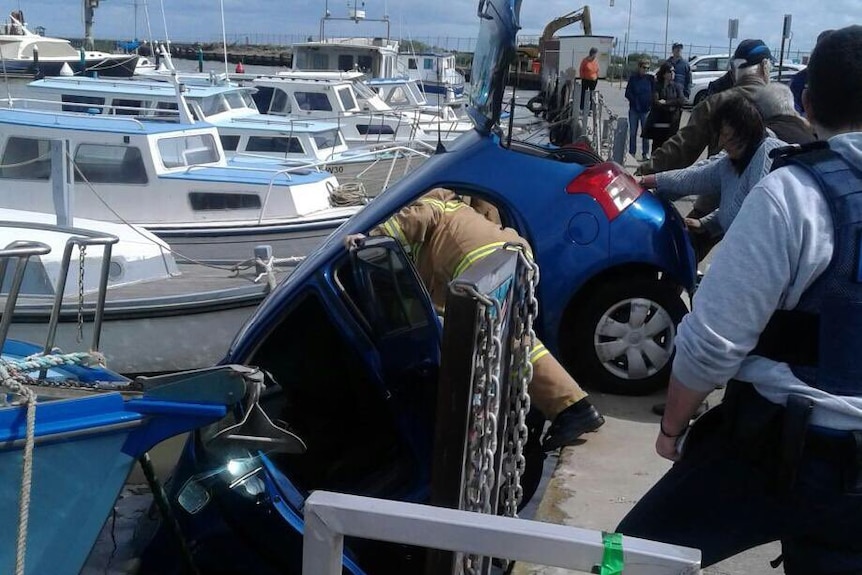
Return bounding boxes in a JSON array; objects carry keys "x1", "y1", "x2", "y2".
[
  {"x1": 578, "y1": 47, "x2": 600, "y2": 112},
  {"x1": 638, "y1": 39, "x2": 772, "y2": 176},
  {"x1": 650, "y1": 62, "x2": 685, "y2": 152},
  {"x1": 617, "y1": 26, "x2": 862, "y2": 573},
  {"x1": 625, "y1": 59, "x2": 654, "y2": 161},
  {"x1": 667, "y1": 42, "x2": 691, "y2": 101}
]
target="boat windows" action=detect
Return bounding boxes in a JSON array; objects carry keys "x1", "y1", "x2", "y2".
[
  {"x1": 246, "y1": 136, "x2": 304, "y2": 155},
  {"x1": 270, "y1": 89, "x2": 291, "y2": 115},
  {"x1": 220, "y1": 135, "x2": 240, "y2": 152},
  {"x1": 0, "y1": 137, "x2": 50, "y2": 180},
  {"x1": 111, "y1": 98, "x2": 146, "y2": 116},
  {"x1": 335, "y1": 87, "x2": 358, "y2": 112},
  {"x1": 356, "y1": 124, "x2": 396, "y2": 136},
  {"x1": 61, "y1": 94, "x2": 105, "y2": 114},
  {"x1": 407, "y1": 58, "x2": 417, "y2": 70},
  {"x1": 357, "y1": 55, "x2": 373, "y2": 72},
  {"x1": 188, "y1": 192, "x2": 261, "y2": 211},
  {"x1": 74, "y1": 144, "x2": 149, "y2": 184},
  {"x1": 251, "y1": 86, "x2": 275, "y2": 113},
  {"x1": 312, "y1": 129, "x2": 341, "y2": 151},
  {"x1": 294, "y1": 92, "x2": 332, "y2": 112},
  {"x1": 337, "y1": 55, "x2": 354, "y2": 71},
  {"x1": 155, "y1": 101, "x2": 180, "y2": 120},
  {"x1": 200, "y1": 95, "x2": 229, "y2": 117},
  {"x1": 158, "y1": 134, "x2": 220, "y2": 168},
  {"x1": 309, "y1": 53, "x2": 330, "y2": 70},
  {"x1": 224, "y1": 91, "x2": 254, "y2": 112},
  {"x1": 423, "y1": 58, "x2": 434, "y2": 70}
]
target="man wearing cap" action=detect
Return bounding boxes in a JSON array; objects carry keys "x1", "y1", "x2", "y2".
[
  {"x1": 638, "y1": 39, "x2": 773, "y2": 176},
  {"x1": 667, "y1": 42, "x2": 691, "y2": 100},
  {"x1": 617, "y1": 26, "x2": 862, "y2": 573},
  {"x1": 578, "y1": 47, "x2": 600, "y2": 112}
]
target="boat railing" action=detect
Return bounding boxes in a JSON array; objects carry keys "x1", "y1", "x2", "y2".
[
  {"x1": 301, "y1": 491, "x2": 702, "y2": 575},
  {"x1": 0, "y1": 222, "x2": 119, "y2": 357},
  {"x1": 1, "y1": 98, "x2": 155, "y2": 129}
]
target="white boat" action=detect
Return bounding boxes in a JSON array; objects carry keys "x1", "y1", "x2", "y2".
[
  {"x1": 0, "y1": 107, "x2": 359, "y2": 262},
  {"x1": 23, "y1": 75, "x2": 432, "y2": 196},
  {"x1": 290, "y1": 35, "x2": 465, "y2": 101},
  {"x1": 394, "y1": 51, "x2": 466, "y2": 99},
  {"x1": 0, "y1": 12, "x2": 138, "y2": 78},
  {"x1": 0, "y1": 210, "x2": 291, "y2": 375}
]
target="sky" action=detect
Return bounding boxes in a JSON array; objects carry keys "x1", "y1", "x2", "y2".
[{"x1": 13, "y1": 0, "x2": 859, "y2": 58}]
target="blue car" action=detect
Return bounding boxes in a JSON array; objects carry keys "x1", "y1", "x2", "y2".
[{"x1": 140, "y1": 1, "x2": 696, "y2": 573}]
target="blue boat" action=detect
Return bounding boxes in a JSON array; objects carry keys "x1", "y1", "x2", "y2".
[{"x1": 0, "y1": 238, "x2": 286, "y2": 574}]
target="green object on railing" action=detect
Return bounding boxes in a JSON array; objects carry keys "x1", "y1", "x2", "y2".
[{"x1": 600, "y1": 531, "x2": 625, "y2": 575}]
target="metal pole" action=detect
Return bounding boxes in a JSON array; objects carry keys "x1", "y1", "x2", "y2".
[
  {"x1": 623, "y1": 0, "x2": 632, "y2": 80},
  {"x1": 664, "y1": 0, "x2": 670, "y2": 56}
]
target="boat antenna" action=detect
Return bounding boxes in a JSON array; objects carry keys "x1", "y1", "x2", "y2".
[
  {"x1": 219, "y1": 0, "x2": 229, "y2": 77},
  {"x1": 142, "y1": 0, "x2": 156, "y2": 60},
  {"x1": 435, "y1": 55, "x2": 445, "y2": 154},
  {"x1": 158, "y1": 0, "x2": 171, "y2": 55}
]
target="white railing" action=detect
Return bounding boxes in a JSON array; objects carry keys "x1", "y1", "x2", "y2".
[{"x1": 301, "y1": 491, "x2": 702, "y2": 575}]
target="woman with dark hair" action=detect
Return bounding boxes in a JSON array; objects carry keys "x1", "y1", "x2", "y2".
[
  {"x1": 650, "y1": 62, "x2": 685, "y2": 152},
  {"x1": 639, "y1": 93, "x2": 786, "y2": 257}
]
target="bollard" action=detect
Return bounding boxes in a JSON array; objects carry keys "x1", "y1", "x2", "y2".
[{"x1": 611, "y1": 117, "x2": 628, "y2": 164}]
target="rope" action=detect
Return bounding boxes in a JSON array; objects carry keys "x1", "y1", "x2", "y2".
[{"x1": 328, "y1": 181, "x2": 369, "y2": 207}]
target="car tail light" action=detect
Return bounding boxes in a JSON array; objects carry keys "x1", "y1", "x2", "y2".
[{"x1": 566, "y1": 162, "x2": 645, "y2": 220}]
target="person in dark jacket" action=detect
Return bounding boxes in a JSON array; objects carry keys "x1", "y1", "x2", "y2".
[
  {"x1": 667, "y1": 42, "x2": 692, "y2": 99},
  {"x1": 650, "y1": 62, "x2": 686, "y2": 152},
  {"x1": 625, "y1": 59, "x2": 655, "y2": 160}
]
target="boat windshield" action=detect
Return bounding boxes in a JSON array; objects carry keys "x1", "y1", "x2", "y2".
[
  {"x1": 467, "y1": 0, "x2": 519, "y2": 132},
  {"x1": 225, "y1": 90, "x2": 258, "y2": 112},
  {"x1": 157, "y1": 133, "x2": 221, "y2": 168},
  {"x1": 312, "y1": 129, "x2": 343, "y2": 151}
]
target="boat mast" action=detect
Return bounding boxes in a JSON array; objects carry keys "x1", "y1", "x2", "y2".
[{"x1": 83, "y1": 0, "x2": 100, "y2": 50}]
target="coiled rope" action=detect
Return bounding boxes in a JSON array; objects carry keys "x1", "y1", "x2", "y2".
[{"x1": 328, "y1": 181, "x2": 370, "y2": 207}]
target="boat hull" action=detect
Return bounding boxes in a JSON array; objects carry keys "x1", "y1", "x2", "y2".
[{"x1": 0, "y1": 55, "x2": 139, "y2": 78}]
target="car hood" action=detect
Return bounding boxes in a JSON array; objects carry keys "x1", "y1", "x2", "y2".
[{"x1": 467, "y1": 0, "x2": 520, "y2": 134}]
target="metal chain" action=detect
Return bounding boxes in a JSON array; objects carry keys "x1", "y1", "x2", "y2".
[
  {"x1": 452, "y1": 283, "x2": 503, "y2": 575},
  {"x1": 76, "y1": 245, "x2": 86, "y2": 343}
]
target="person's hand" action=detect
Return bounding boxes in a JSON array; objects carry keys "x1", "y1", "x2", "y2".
[
  {"x1": 684, "y1": 218, "x2": 703, "y2": 232},
  {"x1": 656, "y1": 431, "x2": 682, "y2": 461},
  {"x1": 343, "y1": 233, "x2": 366, "y2": 250},
  {"x1": 658, "y1": 98, "x2": 666, "y2": 104},
  {"x1": 638, "y1": 174, "x2": 657, "y2": 189}
]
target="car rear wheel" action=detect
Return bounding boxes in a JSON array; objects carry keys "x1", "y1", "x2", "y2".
[{"x1": 564, "y1": 277, "x2": 688, "y2": 395}]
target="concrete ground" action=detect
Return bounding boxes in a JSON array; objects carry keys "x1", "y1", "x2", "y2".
[{"x1": 513, "y1": 80, "x2": 784, "y2": 575}]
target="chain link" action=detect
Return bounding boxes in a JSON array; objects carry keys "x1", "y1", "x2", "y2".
[{"x1": 76, "y1": 245, "x2": 86, "y2": 343}]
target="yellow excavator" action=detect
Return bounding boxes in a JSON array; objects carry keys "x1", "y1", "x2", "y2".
[{"x1": 538, "y1": 6, "x2": 592, "y2": 64}]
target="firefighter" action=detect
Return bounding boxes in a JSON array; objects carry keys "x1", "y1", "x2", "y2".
[{"x1": 345, "y1": 188, "x2": 605, "y2": 451}]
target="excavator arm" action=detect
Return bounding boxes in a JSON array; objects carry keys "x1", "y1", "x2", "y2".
[{"x1": 539, "y1": 6, "x2": 592, "y2": 48}]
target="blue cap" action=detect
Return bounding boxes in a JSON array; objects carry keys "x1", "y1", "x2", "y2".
[{"x1": 733, "y1": 39, "x2": 772, "y2": 68}]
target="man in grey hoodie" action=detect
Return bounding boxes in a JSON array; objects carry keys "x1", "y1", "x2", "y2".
[{"x1": 617, "y1": 26, "x2": 862, "y2": 574}]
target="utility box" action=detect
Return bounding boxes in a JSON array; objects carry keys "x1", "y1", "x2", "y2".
[{"x1": 541, "y1": 35, "x2": 614, "y2": 81}]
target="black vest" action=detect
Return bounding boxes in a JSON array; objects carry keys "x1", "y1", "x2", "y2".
[{"x1": 753, "y1": 144, "x2": 862, "y2": 395}]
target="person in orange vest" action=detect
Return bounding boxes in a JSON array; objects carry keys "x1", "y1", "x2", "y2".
[
  {"x1": 578, "y1": 47, "x2": 600, "y2": 112},
  {"x1": 345, "y1": 188, "x2": 605, "y2": 450}
]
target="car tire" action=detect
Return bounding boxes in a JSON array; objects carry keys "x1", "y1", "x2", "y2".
[
  {"x1": 692, "y1": 90, "x2": 708, "y2": 107},
  {"x1": 564, "y1": 277, "x2": 688, "y2": 396}
]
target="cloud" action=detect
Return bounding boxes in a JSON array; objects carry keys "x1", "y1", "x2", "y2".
[{"x1": 14, "y1": 0, "x2": 855, "y2": 61}]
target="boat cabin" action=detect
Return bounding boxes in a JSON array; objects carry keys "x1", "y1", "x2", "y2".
[
  {"x1": 290, "y1": 36, "x2": 400, "y2": 79},
  {"x1": 250, "y1": 75, "x2": 428, "y2": 145},
  {"x1": 23, "y1": 76, "x2": 353, "y2": 164}
]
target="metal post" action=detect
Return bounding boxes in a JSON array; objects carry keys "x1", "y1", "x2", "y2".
[
  {"x1": 664, "y1": 0, "x2": 670, "y2": 56},
  {"x1": 51, "y1": 140, "x2": 72, "y2": 228}
]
